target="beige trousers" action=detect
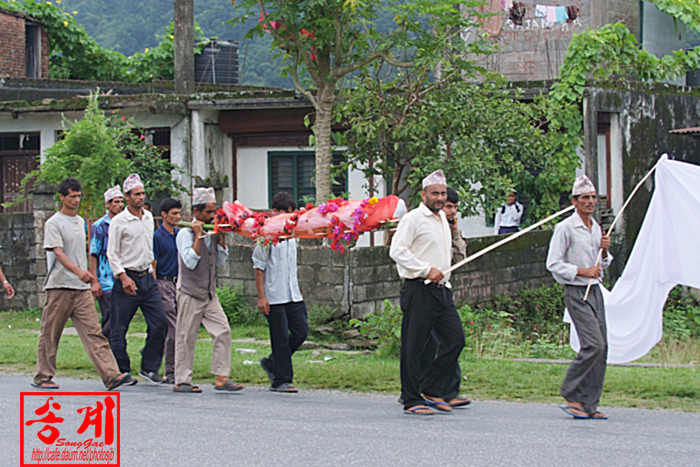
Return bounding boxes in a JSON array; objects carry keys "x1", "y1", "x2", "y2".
[
  {"x1": 174, "y1": 291, "x2": 232, "y2": 385},
  {"x1": 34, "y1": 289, "x2": 121, "y2": 387}
]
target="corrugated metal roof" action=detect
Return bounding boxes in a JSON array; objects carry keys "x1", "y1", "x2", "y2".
[{"x1": 669, "y1": 127, "x2": 700, "y2": 134}]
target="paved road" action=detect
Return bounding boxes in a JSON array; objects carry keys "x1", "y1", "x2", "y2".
[{"x1": 2, "y1": 374, "x2": 699, "y2": 467}]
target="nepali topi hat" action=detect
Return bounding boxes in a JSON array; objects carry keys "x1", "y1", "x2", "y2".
[
  {"x1": 193, "y1": 187, "x2": 216, "y2": 205},
  {"x1": 104, "y1": 185, "x2": 123, "y2": 203},
  {"x1": 422, "y1": 169, "x2": 447, "y2": 188},
  {"x1": 123, "y1": 173, "x2": 144, "y2": 194},
  {"x1": 572, "y1": 175, "x2": 596, "y2": 196}
]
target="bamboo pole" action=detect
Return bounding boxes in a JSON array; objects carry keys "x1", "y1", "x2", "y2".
[
  {"x1": 424, "y1": 204, "x2": 576, "y2": 285},
  {"x1": 582, "y1": 154, "x2": 666, "y2": 300}
]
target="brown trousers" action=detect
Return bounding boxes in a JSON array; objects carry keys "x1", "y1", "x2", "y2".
[
  {"x1": 174, "y1": 291, "x2": 231, "y2": 386},
  {"x1": 34, "y1": 289, "x2": 121, "y2": 387},
  {"x1": 157, "y1": 280, "x2": 178, "y2": 377}
]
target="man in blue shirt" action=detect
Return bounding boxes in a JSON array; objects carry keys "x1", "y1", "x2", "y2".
[
  {"x1": 89, "y1": 186, "x2": 124, "y2": 339},
  {"x1": 253, "y1": 192, "x2": 308, "y2": 393},
  {"x1": 153, "y1": 198, "x2": 182, "y2": 385}
]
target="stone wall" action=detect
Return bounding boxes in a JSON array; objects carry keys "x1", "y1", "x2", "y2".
[
  {"x1": 0, "y1": 212, "x2": 36, "y2": 309},
  {"x1": 0, "y1": 181, "x2": 56, "y2": 311},
  {"x1": 218, "y1": 230, "x2": 555, "y2": 319}
]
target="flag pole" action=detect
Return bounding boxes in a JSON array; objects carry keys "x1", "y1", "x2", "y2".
[
  {"x1": 425, "y1": 204, "x2": 575, "y2": 285},
  {"x1": 583, "y1": 154, "x2": 667, "y2": 301}
]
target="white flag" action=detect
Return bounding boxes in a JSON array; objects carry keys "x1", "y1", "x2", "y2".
[{"x1": 566, "y1": 155, "x2": 700, "y2": 363}]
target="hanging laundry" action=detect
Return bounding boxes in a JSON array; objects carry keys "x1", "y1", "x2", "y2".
[
  {"x1": 566, "y1": 5, "x2": 579, "y2": 22},
  {"x1": 545, "y1": 6, "x2": 557, "y2": 23},
  {"x1": 509, "y1": 2, "x2": 527, "y2": 26},
  {"x1": 535, "y1": 5, "x2": 547, "y2": 18},
  {"x1": 555, "y1": 6, "x2": 568, "y2": 23}
]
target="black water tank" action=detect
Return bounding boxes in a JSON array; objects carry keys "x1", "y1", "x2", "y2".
[{"x1": 195, "y1": 40, "x2": 239, "y2": 85}]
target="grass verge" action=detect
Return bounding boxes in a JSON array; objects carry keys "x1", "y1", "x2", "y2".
[{"x1": 1, "y1": 310, "x2": 697, "y2": 412}]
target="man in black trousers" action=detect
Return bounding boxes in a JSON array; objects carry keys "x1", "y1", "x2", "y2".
[
  {"x1": 389, "y1": 170, "x2": 465, "y2": 416},
  {"x1": 107, "y1": 173, "x2": 167, "y2": 384}
]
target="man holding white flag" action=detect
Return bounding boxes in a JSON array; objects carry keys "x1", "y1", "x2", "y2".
[{"x1": 546, "y1": 175, "x2": 612, "y2": 420}]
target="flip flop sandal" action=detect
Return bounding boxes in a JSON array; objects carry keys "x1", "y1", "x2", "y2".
[
  {"x1": 214, "y1": 380, "x2": 244, "y2": 392},
  {"x1": 404, "y1": 405, "x2": 436, "y2": 416},
  {"x1": 449, "y1": 398, "x2": 472, "y2": 408},
  {"x1": 559, "y1": 405, "x2": 591, "y2": 419},
  {"x1": 30, "y1": 380, "x2": 59, "y2": 389},
  {"x1": 107, "y1": 373, "x2": 132, "y2": 391},
  {"x1": 424, "y1": 398, "x2": 453, "y2": 412},
  {"x1": 174, "y1": 383, "x2": 202, "y2": 393},
  {"x1": 589, "y1": 411, "x2": 608, "y2": 420},
  {"x1": 270, "y1": 383, "x2": 298, "y2": 393}
]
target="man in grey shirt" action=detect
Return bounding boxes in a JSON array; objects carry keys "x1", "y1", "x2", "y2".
[
  {"x1": 253, "y1": 192, "x2": 308, "y2": 393},
  {"x1": 33, "y1": 178, "x2": 133, "y2": 390},
  {"x1": 546, "y1": 175, "x2": 612, "y2": 420}
]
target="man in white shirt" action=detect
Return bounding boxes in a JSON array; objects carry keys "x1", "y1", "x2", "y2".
[
  {"x1": 494, "y1": 191, "x2": 523, "y2": 235},
  {"x1": 107, "y1": 173, "x2": 168, "y2": 384},
  {"x1": 389, "y1": 170, "x2": 465, "y2": 416},
  {"x1": 253, "y1": 192, "x2": 308, "y2": 393},
  {"x1": 546, "y1": 175, "x2": 612, "y2": 420}
]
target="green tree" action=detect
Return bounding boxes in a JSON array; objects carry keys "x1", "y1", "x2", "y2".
[
  {"x1": 17, "y1": 93, "x2": 187, "y2": 217},
  {"x1": 231, "y1": 0, "x2": 489, "y2": 203},
  {"x1": 340, "y1": 69, "x2": 579, "y2": 218}
]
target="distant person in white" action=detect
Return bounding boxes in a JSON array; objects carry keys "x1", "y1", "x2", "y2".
[{"x1": 494, "y1": 191, "x2": 523, "y2": 235}]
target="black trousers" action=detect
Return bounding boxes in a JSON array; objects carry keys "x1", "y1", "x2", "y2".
[
  {"x1": 264, "y1": 301, "x2": 308, "y2": 387},
  {"x1": 400, "y1": 279, "x2": 465, "y2": 410},
  {"x1": 97, "y1": 290, "x2": 111, "y2": 340},
  {"x1": 421, "y1": 330, "x2": 462, "y2": 400},
  {"x1": 109, "y1": 272, "x2": 167, "y2": 373}
]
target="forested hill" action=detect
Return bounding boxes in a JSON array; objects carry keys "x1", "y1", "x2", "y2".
[{"x1": 54, "y1": 0, "x2": 294, "y2": 88}]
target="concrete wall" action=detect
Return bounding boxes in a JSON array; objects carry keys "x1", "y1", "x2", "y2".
[
  {"x1": 218, "y1": 230, "x2": 555, "y2": 319},
  {"x1": 583, "y1": 84, "x2": 700, "y2": 277}
]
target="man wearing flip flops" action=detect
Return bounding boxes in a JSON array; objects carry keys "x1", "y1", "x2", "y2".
[
  {"x1": 173, "y1": 187, "x2": 242, "y2": 393},
  {"x1": 546, "y1": 175, "x2": 612, "y2": 420},
  {"x1": 390, "y1": 170, "x2": 466, "y2": 416},
  {"x1": 253, "y1": 191, "x2": 308, "y2": 394},
  {"x1": 33, "y1": 178, "x2": 133, "y2": 391}
]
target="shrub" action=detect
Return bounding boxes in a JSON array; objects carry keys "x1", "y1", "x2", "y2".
[
  {"x1": 217, "y1": 285, "x2": 264, "y2": 326},
  {"x1": 663, "y1": 286, "x2": 700, "y2": 339},
  {"x1": 350, "y1": 300, "x2": 402, "y2": 357}
]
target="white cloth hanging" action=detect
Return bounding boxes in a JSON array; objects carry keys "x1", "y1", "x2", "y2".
[{"x1": 565, "y1": 155, "x2": 700, "y2": 363}]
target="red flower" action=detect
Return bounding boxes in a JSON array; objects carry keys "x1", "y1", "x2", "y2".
[
  {"x1": 140, "y1": 135, "x2": 146, "y2": 140},
  {"x1": 306, "y1": 203, "x2": 314, "y2": 210},
  {"x1": 121, "y1": 116, "x2": 126, "y2": 121}
]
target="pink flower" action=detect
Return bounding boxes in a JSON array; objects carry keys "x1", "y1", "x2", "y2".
[
  {"x1": 140, "y1": 135, "x2": 146, "y2": 140},
  {"x1": 487, "y1": 324, "x2": 491, "y2": 328},
  {"x1": 469, "y1": 321, "x2": 473, "y2": 325}
]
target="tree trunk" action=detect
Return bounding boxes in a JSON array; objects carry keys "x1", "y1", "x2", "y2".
[{"x1": 314, "y1": 87, "x2": 336, "y2": 202}]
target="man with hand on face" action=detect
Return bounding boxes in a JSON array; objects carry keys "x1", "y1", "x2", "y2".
[
  {"x1": 89, "y1": 186, "x2": 124, "y2": 339},
  {"x1": 107, "y1": 173, "x2": 167, "y2": 384},
  {"x1": 153, "y1": 198, "x2": 182, "y2": 385},
  {"x1": 33, "y1": 177, "x2": 132, "y2": 390},
  {"x1": 173, "y1": 188, "x2": 241, "y2": 393},
  {"x1": 253, "y1": 191, "x2": 308, "y2": 393},
  {"x1": 547, "y1": 175, "x2": 612, "y2": 420},
  {"x1": 389, "y1": 170, "x2": 466, "y2": 416},
  {"x1": 443, "y1": 187, "x2": 467, "y2": 264}
]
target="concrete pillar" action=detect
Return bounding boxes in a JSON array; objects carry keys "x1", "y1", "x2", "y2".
[{"x1": 174, "y1": 0, "x2": 195, "y2": 95}]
